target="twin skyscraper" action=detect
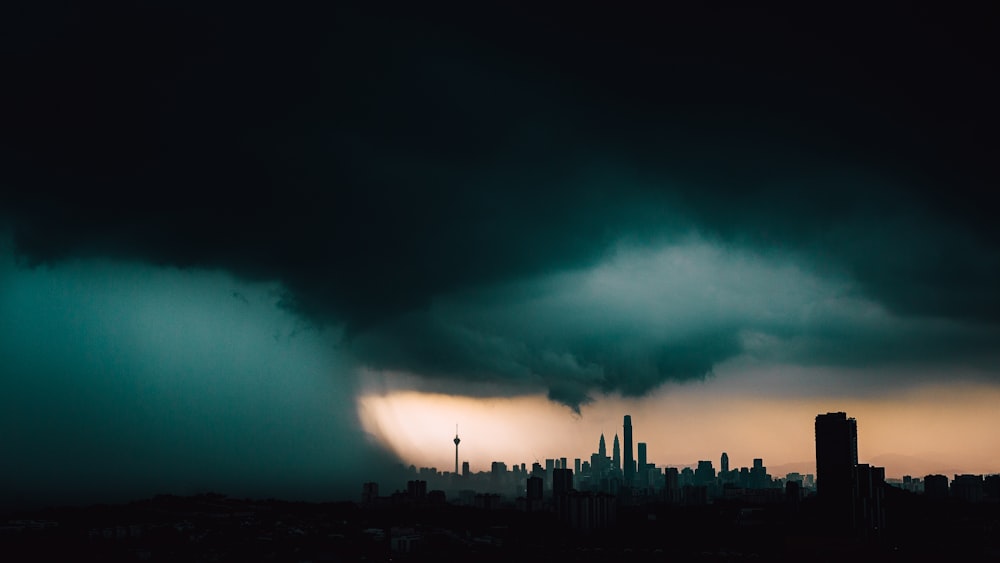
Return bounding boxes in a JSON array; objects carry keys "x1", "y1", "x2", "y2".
[{"x1": 591, "y1": 414, "x2": 641, "y2": 487}]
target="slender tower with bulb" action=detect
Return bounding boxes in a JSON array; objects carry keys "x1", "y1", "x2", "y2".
[{"x1": 453, "y1": 425, "x2": 461, "y2": 475}]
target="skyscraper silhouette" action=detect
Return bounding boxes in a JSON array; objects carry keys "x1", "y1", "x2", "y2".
[
  {"x1": 855, "y1": 463, "x2": 886, "y2": 534},
  {"x1": 623, "y1": 415, "x2": 634, "y2": 486},
  {"x1": 815, "y1": 412, "x2": 857, "y2": 494},
  {"x1": 721, "y1": 452, "x2": 729, "y2": 474},
  {"x1": 612, "y1": 434, "x2": 621, "y2": 472},
  {"x1": 815, "y1": 412, "x2": 858, "y2": 528},
  {"x1": 696, "y1": 460, "x2": 716, "y2": 485},
  {"x1": 923, "y1": 474, "x2": 948, "y2": 499},
  {"x1": 526, "y1": 476, "x2": 543, "y2": 501},
  {"x1": 598, "y1": 433, "x2": 607, "y2": 459},
  {"x1": 553, "y1": 468, "x2": 573, "y2": 497}
]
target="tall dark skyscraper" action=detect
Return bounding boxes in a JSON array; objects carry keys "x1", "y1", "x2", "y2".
[
  {"x1": 721, "y1": 452, "x2": 729, "y2": 474},
  {"x1": 598, "y1": 433, "x2": 607, "y2": 459},
  {"x1": 815, "y1": 412, "x2": 859, "y2": 527},
  {"x1": 815, "y1": 412, "x2": 858, "y2": 495},
  {"x1": 623, "y1": 415, "x2": 634, "y2": 486},
  {"x1": 612, "y1": 434, "x2": 621, "y2": 471}
]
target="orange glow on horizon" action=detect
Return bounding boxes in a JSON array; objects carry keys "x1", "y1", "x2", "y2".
[{"x1": 357, "y1": 381, "x2": 1000, "y2": 479}]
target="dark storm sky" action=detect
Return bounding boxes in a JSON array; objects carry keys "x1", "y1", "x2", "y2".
[{"x1": 1, "y1": 4, "x2": 998, "y2": 503}]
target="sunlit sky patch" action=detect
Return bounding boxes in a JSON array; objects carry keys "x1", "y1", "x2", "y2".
[{"x1": 358, "y1": 378, "x2": 1000, "y2": 480}]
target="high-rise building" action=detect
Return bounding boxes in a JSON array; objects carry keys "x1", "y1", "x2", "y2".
[
  {"x1": 985, "y1": 474, "x2": 1000, "y2": 502},
  {"x1": 623, "y1": 415, "x2": 635, "y2": 486},
  {"x1": 855, "y1": 464, "x2": 886, "y2": 534},
  {"x1": 721, "y1": 452, "x2": 729, "y2": 474},
  {"x1": 815, "y1": 412, "x2": 858, "y2": 496},
  {"x1": 462, "y1": 461, "x2": 470, "y2": 477},
  {"x1": 590, "y1": 453, "x2": 603, "y2": 477},
  {"x1": 635, "y1": 442, "x2": 649, "y2": 488},
  {"x1": 739, "y1": 467, "x2": 750, "y2": 488},
  {"x1": 952, "y1": 474, "x2": 986, "y2": 503},
  {"x1": 815, "y1": 412, "x2": 859, "y2": 527},
  {"x1": 664, "y1": 467, "x2": 680, "y2": 503},
  {"x1": 923, "y1": 474, "x2": 949, "y2": 499},
  {"x1": 553, "y1": 468, "x2": 574, "y2": 497},
  {"x1": 695, "y1": 460, "x2": 716, "y2": 484},
  {"x1": 598, "y1": 433, "x2": 607, "y2": 458},
  {"x1": 526, "y1": 476, "x2": 543, "y2": 501},
  {"x1": 531, "y1": 462, "x2": 545, "y2": 480},
  {"x1": 612, "y1": 434, "x2": 621, "y2": 472},
  {"x1": 750, "y1": 458, "x2": 768, "y2": 489}
]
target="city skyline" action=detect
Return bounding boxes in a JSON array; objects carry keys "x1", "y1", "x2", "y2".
[
  {"x1": 357, "y1": 409, "x2": 996, "y2": 520},
  {"x1": 7, "y1": 408, "x2": 997, "y2": 562},
  {"x1": 400, "y1": 412, "x2": 805, "y2": 483},
  {"x1": 359, "y1": 381, "x2": 1000, "y2": 482},
  {"x1": 3, "y1": 5, "x2": 999, "y2": 508}
]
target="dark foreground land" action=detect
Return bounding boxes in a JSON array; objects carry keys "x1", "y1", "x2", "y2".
[{"x1": 2, "y1": 488, "x2": 998, "y2": 562}]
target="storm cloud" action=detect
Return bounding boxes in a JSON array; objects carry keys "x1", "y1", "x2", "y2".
[
  {"x1": 352, "y1": 239, "x2": 1000, "y2": 410},
  {"x1": 2, "y1": 2, "x2": 999, "y2": 480}
]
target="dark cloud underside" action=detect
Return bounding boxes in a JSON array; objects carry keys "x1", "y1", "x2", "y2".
[{"x1": 2, "y1": 4, "x2": 999, "y2": 407}]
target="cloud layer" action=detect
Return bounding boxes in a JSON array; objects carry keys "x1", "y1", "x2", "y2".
[
  {"x1": 3, "y1": 4, "x2": 999, "y2": 325},
  {"x1": 353, "y1": 239, "x2": 1000, "y2": 410},
  {"x1": 1, "y1": 5, "x2": 999, "y2": 452}
]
